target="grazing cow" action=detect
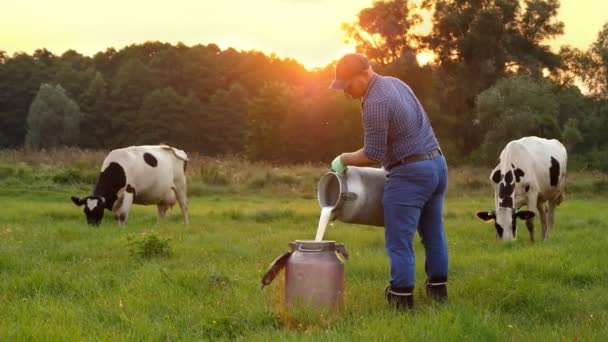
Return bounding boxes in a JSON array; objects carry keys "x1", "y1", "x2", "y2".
[
  {"x1": 476, "y1": 137, "x2": 567, "y2": 242},
  {"x1": 71, "y1": 145, "x2": 189, "y2": 226}
]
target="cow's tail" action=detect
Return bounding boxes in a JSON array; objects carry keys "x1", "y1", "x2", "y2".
[
  {"x1": 159, "y1": 144, "x2": 189, "y2": 172},
  {"x1": 183, "y1": 159, "x2": 188, "y2": 173},
  {"x1": 159, "y1": 144, "x2": 189, "y2": 161}
]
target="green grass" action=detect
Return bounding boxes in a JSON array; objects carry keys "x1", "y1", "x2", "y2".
[
  {"x1": 1, "y1": 150, "x2": 607, "y2": 340},
  {"x1": 1, "y1": 188, "x2": 607, "y2": 340}
]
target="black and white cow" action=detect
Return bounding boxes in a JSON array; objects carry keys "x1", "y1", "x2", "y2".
[
  {"x1": 476, "y1": 137, "x2": 567, "y2": 242},
  {"x1": 71, "y1": 145, "x2": 189, "y2": 226}
]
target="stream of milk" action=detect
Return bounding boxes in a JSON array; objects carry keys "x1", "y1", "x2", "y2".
[{"x1": 315, "y1": 206, "x2": 334, "y2": 241}]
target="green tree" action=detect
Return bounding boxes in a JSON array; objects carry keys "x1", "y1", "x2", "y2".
[
  {"x1": 109, "y1": 57, "x2": 157, "y2": 146},
  {"x1": 578, "y1": 22, "x2": 608, "y2": 99},
  {"x1": 136, "y1": 87, "x2": 186, "y2": 145},
  {"x1": 474, "y1": 76, "x2": 560, "y2": 163},
  {"x1": 421, "y1": 0, "x2": 564, "y2": 157},
  {"x1": 149, "y1": 48, "x2": 185, "y2": 95},
  {"x1": 554, "y1": 85, "x2": 592, "y2": 128},
  {"x1": 342, "y1": 0, "x2": 422, "y2": 65},
  {"x1": 550, "y1": 46, "x2": 586, "y2": 89},
  {"x1": 178, "y1": 44, "x2": 222, "y2": 102},
  {"x1": 304, "y1": 89, "x2": 363, "y2": 163},
  {"x1": 32, "y1": 48, "x2": 56, "y2": 67},
  {"x1": 561, "y1": 118, "x2": 583, "y2": 152},
  {"x1": 423, "y1": 0, "x2": 563, "y2": 78},
  {"x1": 26, "y1": 83, "x2": 82, "y2": 148},
  {"x1": 246, "y1": 82, "x2": 292, "y2": 161},
  {"x1": 53, "y1": 50, "x2": 95, "y2": 101},
  {"x1": 205, "y1": 83, "x2": 249, "y2": 156},
  {"x1": 79, "y1": 72, "x2": 112, "y2": 148},
  {"x1": 0, "y1": 53, "x2": 50, "y2": 147},
  {"x1": 179, "y1": 93, "x2": 207, "y2": 152},
  {"x1": 92, "y1": 47, "x2": 121, "y2": 77},
  {"x1": 578, "y1": 103, "x2": 608, "y2": 152}
]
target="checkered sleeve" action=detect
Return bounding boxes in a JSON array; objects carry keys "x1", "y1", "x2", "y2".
[{"x1": 362, "y1": 101, "x2": 390, "y2": 162}]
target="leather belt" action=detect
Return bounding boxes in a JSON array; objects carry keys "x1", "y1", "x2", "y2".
[{"x1": 387, "y1": 148, "x2": 443, "y2": 171}]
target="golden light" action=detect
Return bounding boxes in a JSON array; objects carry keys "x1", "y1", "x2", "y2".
[{"x1": 0, "y1": 0, "x2": 606, "y2": 69}]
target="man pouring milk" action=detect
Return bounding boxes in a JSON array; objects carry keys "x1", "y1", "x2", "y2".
[{"x1": 328, "y1": 53, "x2": 449, "y2": 311}]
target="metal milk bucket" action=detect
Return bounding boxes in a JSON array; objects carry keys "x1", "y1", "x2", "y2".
[
  {"x1": 261, "y1": 240, "x2": 349, "y2": 309},
  {"x1": 317, "y1": 166, "x2": 387, "y2": 227}
]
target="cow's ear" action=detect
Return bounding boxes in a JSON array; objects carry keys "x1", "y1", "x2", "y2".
[
  {"x1": 476, "y1": 211, "x2": 495, "y2": 221},
  {"x1": 71, "y1": 196, "x2": 84, "y2": 206},
  {"x1": 515, "y1": 210, "x2": 535, "y2": 220}
]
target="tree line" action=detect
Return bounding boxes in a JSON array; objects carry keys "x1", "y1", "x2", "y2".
[{"x1": 1, "y1": 0, "x2": 607, "y2": 170}]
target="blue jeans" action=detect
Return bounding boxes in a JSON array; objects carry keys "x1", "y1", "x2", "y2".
[{"x1": 383, "y1": 155, "x2": 448, "y2": 289}]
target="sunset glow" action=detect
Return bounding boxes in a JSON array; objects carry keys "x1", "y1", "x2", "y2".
[{"x1": 1, "y1": 0, "x2": 607, "y2": 69}]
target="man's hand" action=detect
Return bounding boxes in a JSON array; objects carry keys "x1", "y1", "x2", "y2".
[
  {"x1": 331, "y1": 155, "x2": 346, "y2": 173},
  {"x1": 331, "y1": 149, "x2": 378, "y2": 173}
]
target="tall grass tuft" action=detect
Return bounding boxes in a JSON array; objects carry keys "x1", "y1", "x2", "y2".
[
  {"x1": 127, "y1": 232, "x2": 172, "y2": 259},
  {"x1": 1, "y1": 147, "x2": 607, "y2": 198}
]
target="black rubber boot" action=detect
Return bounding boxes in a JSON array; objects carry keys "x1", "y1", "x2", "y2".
[
  {"x1": 425, "y1": 277, "x2": 448, "y2": 303},
  {"x1": 385, "y1": 286, "x2": 414, "y2": 311}
]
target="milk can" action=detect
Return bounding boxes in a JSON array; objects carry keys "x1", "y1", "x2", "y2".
[
  {"x1": 262, "y1": 240, "x2": 349, "y2": 309},
  {"x1": 317, "y1": 166, "x2": 387, "y2": 227}
]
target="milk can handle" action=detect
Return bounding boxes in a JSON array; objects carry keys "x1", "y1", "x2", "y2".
[
  {"x1": 340, "y1": 192, "x2": 358, "y2": 201},
  {"x1": 297, "y1": 244, "x2": 324, "y2": 252},
  {"x1": 260, "y1": 251, "x2": 292, "y2": 289},
  {"x1": 336, "y1": 243, "x2": 349, "y2": 260}
]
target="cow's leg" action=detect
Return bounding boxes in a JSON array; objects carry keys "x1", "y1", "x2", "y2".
[
  {"x1": 114, "y1": 188, "x2": 135, "y2": 227},
  {"x1": 112, "y1": 194, "x2": 124, "y2": 226},
  {"x1": 526, "y1": 194, "x2": 538, "y2": 243},
  {"x1": 174, "y1": 181, "x2": 188, "y2": 224},
  {"x1": 525, "y1": 219, "x2": 535, "y2": 243},
  {"x1": 543, "y1": 202, "x2": 557, "y2": 241},
  {"x1": 538, "y1": 201, "x2": 549, "y2": 241}
]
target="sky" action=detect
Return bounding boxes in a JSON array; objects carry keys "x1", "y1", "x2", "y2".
[{"x1": 1, "y1": 0, "x2": 607, "y2": 69}]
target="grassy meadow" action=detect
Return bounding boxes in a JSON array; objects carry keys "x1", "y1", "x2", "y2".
[{"x1": 1, "y1": 149, "x2": 608, "y2": 340}]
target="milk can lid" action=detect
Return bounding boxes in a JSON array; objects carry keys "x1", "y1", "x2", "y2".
[
  {"x1": 289, "y1": 240, "x2": 349, "y2": 259},
  {"x1": 290, "y1": 240, "x2": 337, "y2": 252}
]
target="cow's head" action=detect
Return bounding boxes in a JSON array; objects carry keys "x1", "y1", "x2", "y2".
[
  {"x1": 71, "y1": 196, "x2": 106, "y2": 226},
  {"x1": 476, "y1": 208, "x2": 535, "y2": 241}
]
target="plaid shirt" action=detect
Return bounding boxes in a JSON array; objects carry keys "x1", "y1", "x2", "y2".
[{"x1": 362, "y1": 74, "x2": 439, "y2": 168}]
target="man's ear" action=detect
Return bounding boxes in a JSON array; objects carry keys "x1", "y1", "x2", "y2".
[
  {"x1": 71, "y1": 196, "x2": 84, "y2": 206},
  {"x1": 515, "y1": 210, "x2": 535, "y2": 220},
  {"x1": 476, "y1": 211, "x2": 496, "y2": 221}
]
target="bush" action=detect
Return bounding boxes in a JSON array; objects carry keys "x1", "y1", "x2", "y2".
[
  {"x1": 0, "y1": 164, "x2": 37, "y2": 183},
  {"x1": 127, "y1": 232, "x2": 172, "y2": 259}
]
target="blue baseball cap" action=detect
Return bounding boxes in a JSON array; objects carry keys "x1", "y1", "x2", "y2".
[{"x1": 329, "y1": 53, "x2": 370, "y2": 90}]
